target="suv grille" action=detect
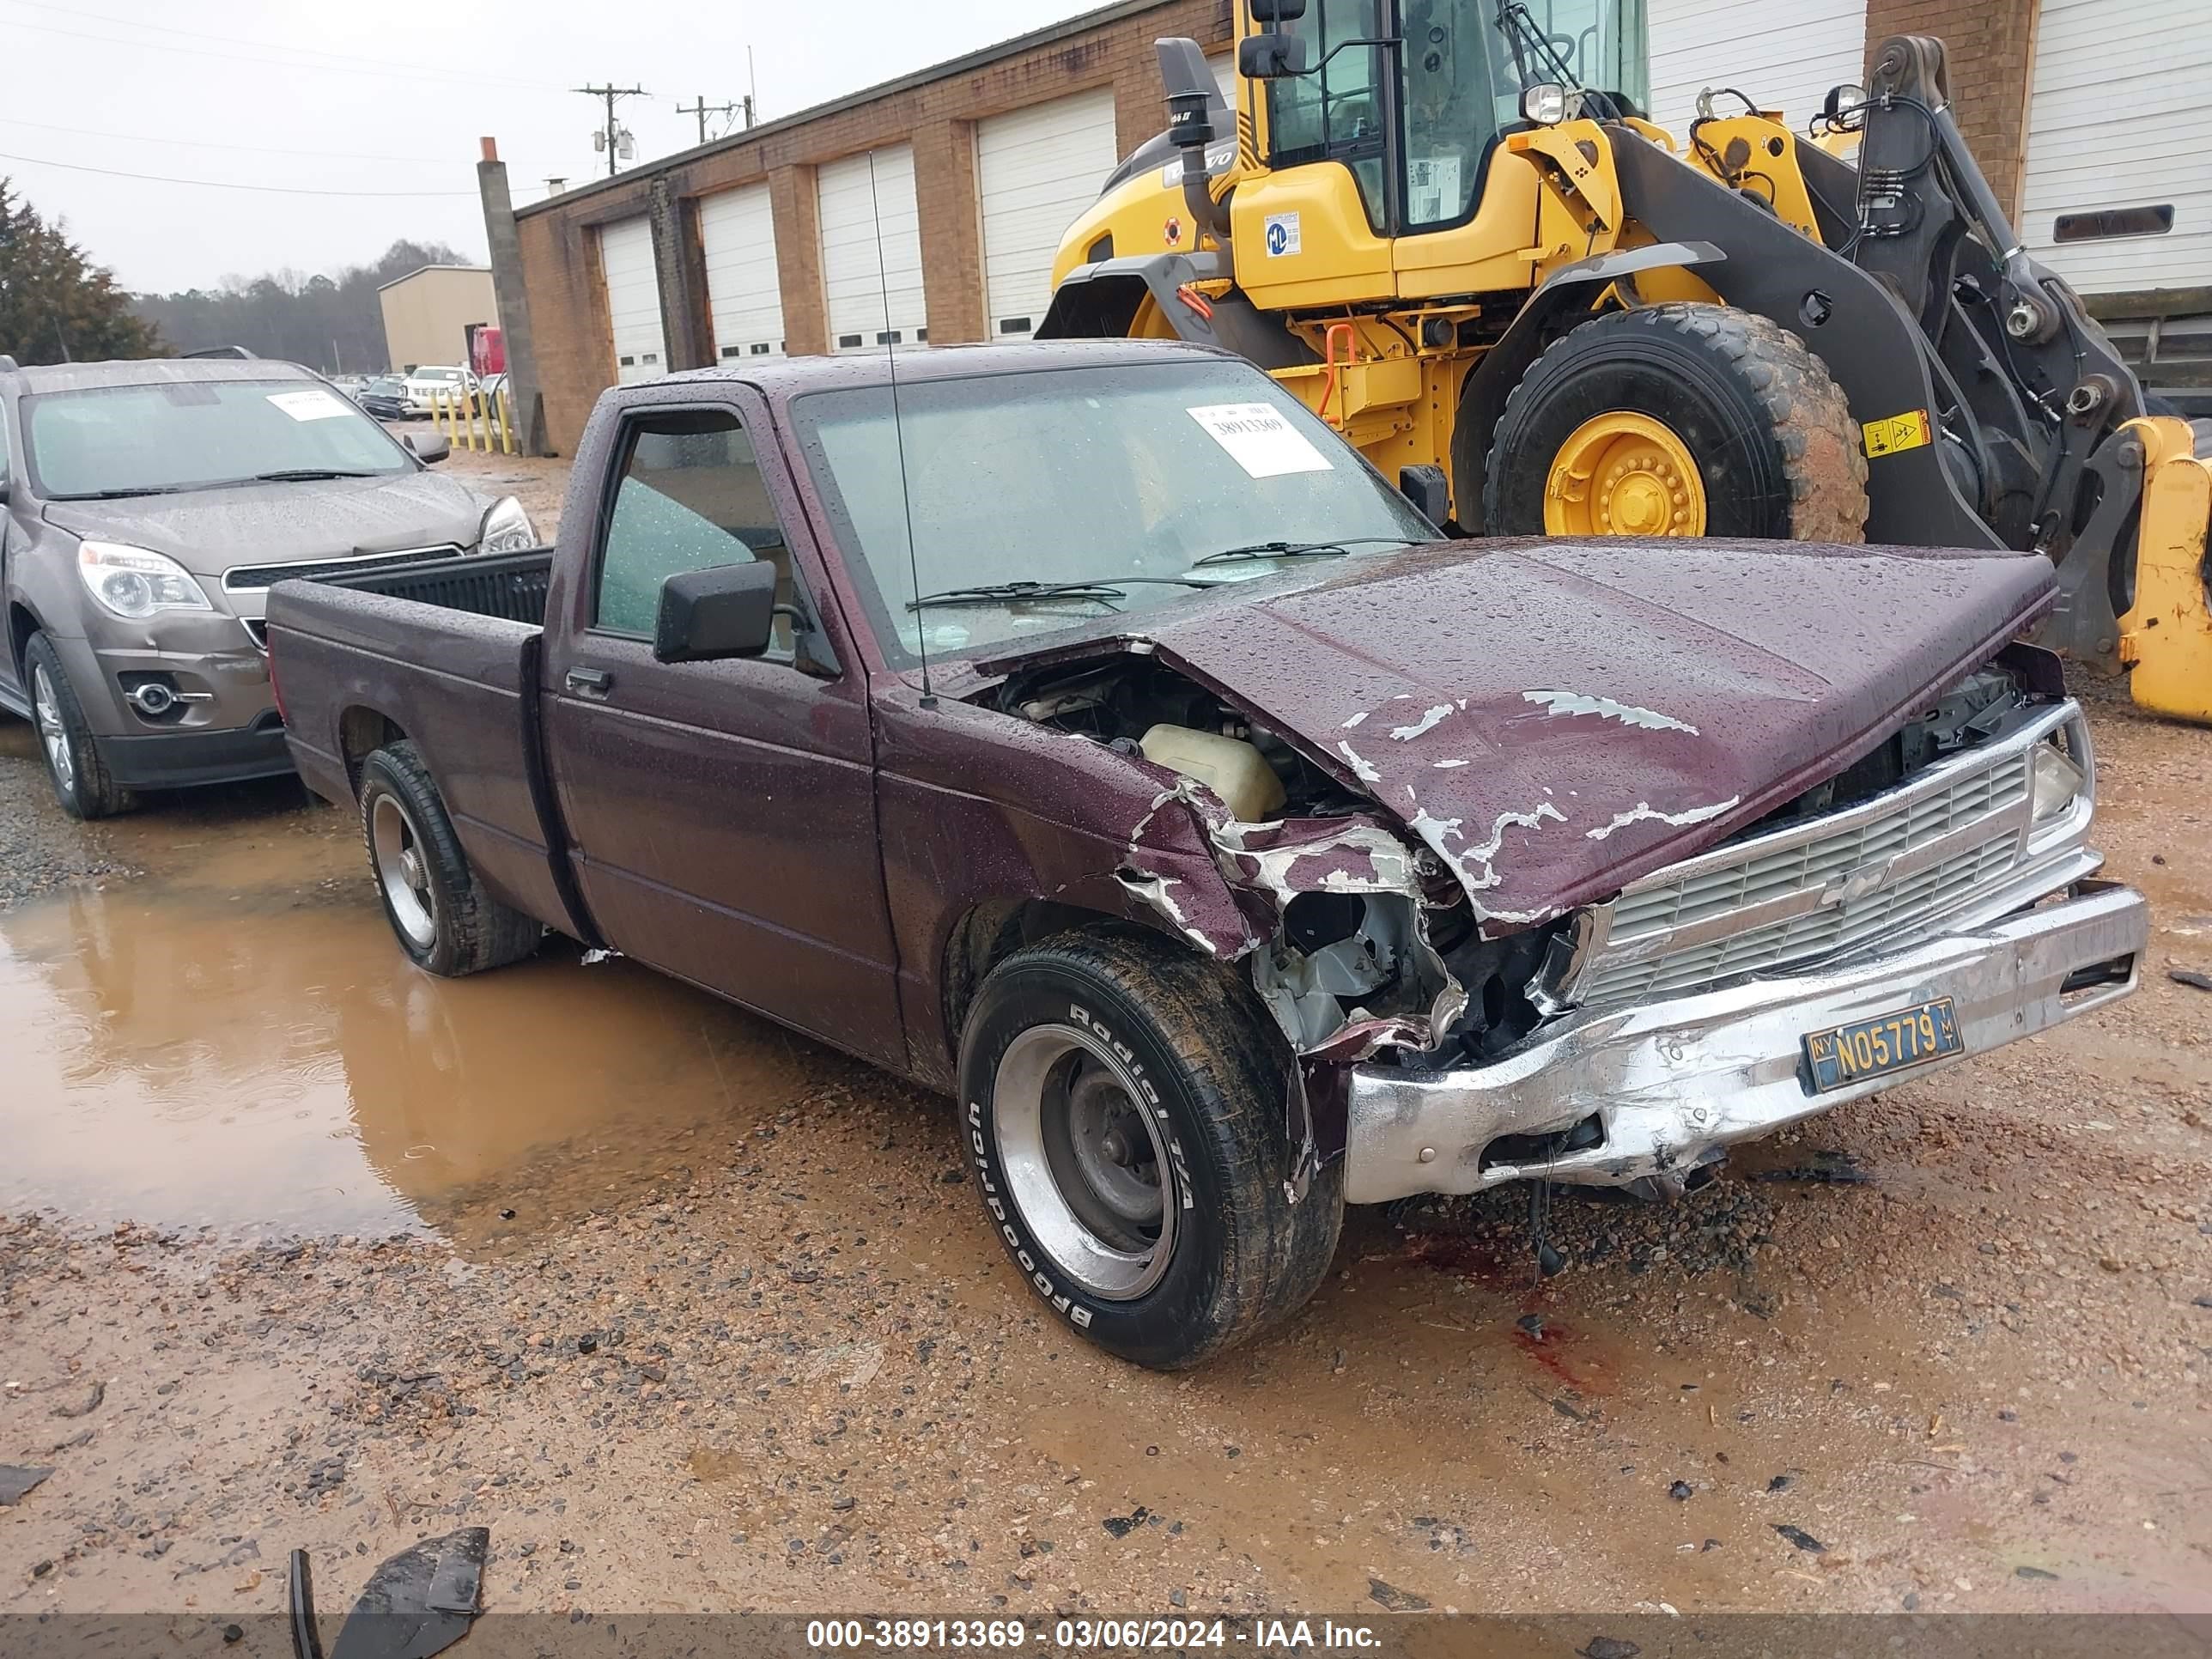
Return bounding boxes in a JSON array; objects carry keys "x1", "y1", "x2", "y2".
[
  {"x1": 222, "y1": 544, "x2": 463, "y2": 592},
  {"x1": 1567, "y1": 702, "x2": 2087, "y2": 1011}
]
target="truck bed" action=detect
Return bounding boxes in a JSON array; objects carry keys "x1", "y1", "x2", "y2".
[{"x1": 265, "y1": 548, "x2": 580, "y2": 939}]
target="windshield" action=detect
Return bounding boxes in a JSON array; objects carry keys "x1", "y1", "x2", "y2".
[
  {"x1": 24, "y1": 379, "x2": 413, "y2": 499},
  {"x1": 791, "y1": 360, "x2": 1434, "y2": 667},
  {"x1": 413, "y1": 367, "x2": 464, "y2": 381}
]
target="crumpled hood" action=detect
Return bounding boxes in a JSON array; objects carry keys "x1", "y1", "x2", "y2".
[
  {"x1": 40, "y1": 471, "x2": 492, "y2": 580},
  {"x1": 983, "y1": 536, "x2": 2055, "y2": 927}
]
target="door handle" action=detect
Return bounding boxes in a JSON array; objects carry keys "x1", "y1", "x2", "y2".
[{"x1": 564, "y1": 665, "x2": 614, "y2": 699}]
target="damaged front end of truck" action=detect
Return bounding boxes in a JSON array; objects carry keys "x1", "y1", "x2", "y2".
[{"x1": 978, "y1": 538, "x2": 2149, "y2": 1208}]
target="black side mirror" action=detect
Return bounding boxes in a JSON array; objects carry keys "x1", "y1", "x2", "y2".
[
  {"x1": 1399, "y1": 464, "x2": 1450, "y2": 530},
  {"x1": 653, "y1": 560, "x2": 778, "y2": 664},
  {"x1": 1249, "y1": 0, "x2": 1307, "y2": 19},
  {"x1": 1239, "y1": 32, "x2": 1310, "y2": 78},
  {"x1": 404, "y1": 431, "x2": 450, "y2": 465}
]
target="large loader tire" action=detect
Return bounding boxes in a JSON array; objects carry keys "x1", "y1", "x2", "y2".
[{"x1": 1481, "y1": 303, "x2": 1869, "y2": 544}]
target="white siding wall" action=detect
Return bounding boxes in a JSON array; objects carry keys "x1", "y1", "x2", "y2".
[
  {"x1": 699, "y1": 183, "x2": 786, "y2": 362},
  {"x1": 599, "y1": 216, "x2": 665, "y2": 386},
  {"x1": 1646, "y1": 0, "x2": 1868, "y2": 138},
  {"x1": 977, "y1": 89, "x2": 1121, "y2": 338},
  {"x1": 817, "y1": 145, "x2": 926, "y2": 353},
  {"x1": 2021, "y1": 0, "x2": 2212, "y2": 294}
]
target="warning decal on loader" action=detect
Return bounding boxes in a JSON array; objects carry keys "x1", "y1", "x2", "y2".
[{"x1": 1862, "y1": 409, "x2": 1932, "y2": 458}]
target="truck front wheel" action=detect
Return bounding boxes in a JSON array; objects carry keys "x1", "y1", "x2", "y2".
[
  {"x1": 359, "y1": 739, "x2": 542, "y2": 976},
  {"x1": 957, "y1": 927, "x2": 1343, "y2": 1370}
]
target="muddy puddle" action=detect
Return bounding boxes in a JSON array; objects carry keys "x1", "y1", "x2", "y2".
[{"x1": 0, "y1": 836, "x2": 835, "y2": 1240}]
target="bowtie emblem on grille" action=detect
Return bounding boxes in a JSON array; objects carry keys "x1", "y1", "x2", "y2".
[{"x1": 1819, "y1": 860, "x2": 1895, "y2": 908}]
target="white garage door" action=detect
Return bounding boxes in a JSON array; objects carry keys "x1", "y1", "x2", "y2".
[
  {"x1": 1647, "y1": 0, "x2": 1867, "y2": 138},
  {"x1": 818, "y1": 145, "x2": 926, "y2": 354},
  {"x1": 599, "y1": 216, "x2": 665, "y2": 386},
  {"x1": 978, "y1": 88, "x2": 1121, "y2": 338},
  {"x1": 2021, "y1": 0, "x2": 2212, "y2": 294},
  {"x1": 699, "y1": 183, "x2": 786, "y2": 363}
]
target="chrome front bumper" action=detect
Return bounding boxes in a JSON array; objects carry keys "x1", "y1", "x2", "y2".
[{"x1": 1342, "y1": 880, "x2": 2146, "y2": 1202}]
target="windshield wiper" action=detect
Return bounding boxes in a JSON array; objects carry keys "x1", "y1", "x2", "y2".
[
  {"x1": 52, "y1": 485, "x2": 177, "y2": 501},
  {"x1": 906, "y1": 576, "x2": 1211, "y2": 611},
  {"x1": 1191, "y1": 538, "x2": 1413, "y2": 566},
  {"x1": 229, "y1": 469, "x2": 383, "y2": 483}
]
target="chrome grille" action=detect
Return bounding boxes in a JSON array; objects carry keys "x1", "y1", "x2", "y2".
[{"x1": 1570, "y1": 703, "x2": 2087, "y2": 1011}]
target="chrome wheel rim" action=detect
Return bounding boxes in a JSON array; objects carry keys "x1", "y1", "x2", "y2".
[
  {"x1": 31, "y1": 665, "x2": 74, "y2": 797},
  {"x1": 993, "y1": 1022, "x2": 1177, "y2": 1301},
  {"x1": 370, "y1": 793, "x2": 437, "y2": 949}
]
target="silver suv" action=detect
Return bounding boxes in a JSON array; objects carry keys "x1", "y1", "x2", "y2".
[{"x1": 0, "y1": 353, "x2": 536, "y2": 817}]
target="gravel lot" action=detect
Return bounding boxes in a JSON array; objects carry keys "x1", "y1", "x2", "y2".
[{"x1": 0, "y1": 491, "x2": 2205, "y2": 1620}]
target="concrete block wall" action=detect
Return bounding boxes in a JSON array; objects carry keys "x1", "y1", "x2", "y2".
[{"x1": 514, "y1": 0, "x2": 1230, "y2": 454}]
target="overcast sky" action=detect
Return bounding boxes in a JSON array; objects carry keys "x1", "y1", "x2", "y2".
[{"x1": 3, "y1": 0, "x2": 1107, "y2": 295}]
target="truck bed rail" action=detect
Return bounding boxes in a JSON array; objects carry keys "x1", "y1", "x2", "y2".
[{"x1": 320, "y1": 547, "x2": 553, "y2": 627}]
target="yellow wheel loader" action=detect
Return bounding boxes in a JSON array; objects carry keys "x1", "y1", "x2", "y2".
[{"x1": 1038, "y1": 3, "x2": 2212, "y2": 725}]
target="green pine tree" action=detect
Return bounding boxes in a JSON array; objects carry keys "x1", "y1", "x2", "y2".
[{"x1": 0, "y1": 178, "x2": 164, "y2": 365}]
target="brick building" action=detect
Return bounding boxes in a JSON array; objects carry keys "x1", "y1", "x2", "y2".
[{"x1": 489, "y1": 0, "x2": 2207, "y2": 453}]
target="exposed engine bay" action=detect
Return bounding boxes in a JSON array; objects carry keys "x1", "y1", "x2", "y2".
[{"x1": 994, "y1": 649, "x2": 2051, "y2": 1068}]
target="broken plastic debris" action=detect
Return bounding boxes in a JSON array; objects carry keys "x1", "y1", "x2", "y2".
[{"x1": 580, "y1": 948, "x2": 623, "y2": 966}]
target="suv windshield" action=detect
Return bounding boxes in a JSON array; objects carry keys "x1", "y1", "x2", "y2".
[
  {"x1": 791, "y1": 360, "x2": 1434, "y2": 666},
  {"x1": 24, "y1": 379, "x2": 412, "y2": 499}
]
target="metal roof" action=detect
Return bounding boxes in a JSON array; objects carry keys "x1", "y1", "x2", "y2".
[{"x1": 375, "y1": 263, "x2": 495, "y2": 293}]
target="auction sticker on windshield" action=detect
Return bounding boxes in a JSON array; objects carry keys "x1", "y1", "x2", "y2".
[
  {"x1": 265, "y1": 389, "x2": 352, "y2": 422},
  {"x1": 1187, "y1": 403, "x2": 1333, "y2": 479}
]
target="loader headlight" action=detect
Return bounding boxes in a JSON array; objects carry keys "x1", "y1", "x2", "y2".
[
  {"x1": 1520, "y1": 82, "x2": 1569, "y2": 125},
  {"x1": 2031, "y1": 741, "x2": 2086, "y2": 824},
  {"x1": 76, "y1": 541, "x2": 212, "y2": 621},
  {"x1": 477, "y1": 495, "x2": 537, "y2": 556}
]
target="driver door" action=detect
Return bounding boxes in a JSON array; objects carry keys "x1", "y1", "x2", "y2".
[{"x1": 540, "y1": 392, "x2": 903, "y2": 1068}]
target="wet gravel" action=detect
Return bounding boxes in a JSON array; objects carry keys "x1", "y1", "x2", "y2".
[{"x1": 0, "y1": 724, "x2": 136, "y2": 908}]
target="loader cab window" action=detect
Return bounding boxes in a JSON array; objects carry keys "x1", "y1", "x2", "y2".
[
  {"x1": 1400, "y1": 0, "x2": 1649, "y2": 230},
  {"x1": 1267, "y1": 0, "x2": 1393, "y2": 232},
  {"x1": 1401, "y1": 0, "x2": 1521, "y2": 228}
]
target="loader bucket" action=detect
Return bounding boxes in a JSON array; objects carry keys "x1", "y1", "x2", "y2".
[{"x1": 2117, "y1": 416, "x2": 2212, "y2": 725}]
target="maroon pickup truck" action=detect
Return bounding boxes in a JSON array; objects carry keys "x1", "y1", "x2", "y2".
[{"x1": 266, "y1": 339, "x2": 2147, "y2": 1370}]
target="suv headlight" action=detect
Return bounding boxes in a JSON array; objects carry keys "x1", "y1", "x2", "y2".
[
  {"x1": 477, "y1": 495, "x2": 537, "y2": 556},
  {"x1": 2031, "y1": 739, "x2": 2086, "y2": 823},
  {"x1": 76, "y1": 541, "x2": 212, "y2": 620}
]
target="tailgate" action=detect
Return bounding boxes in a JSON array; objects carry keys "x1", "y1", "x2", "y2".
[{"x1": 265, "y1": 575, "x2": 574, "y2": 935}]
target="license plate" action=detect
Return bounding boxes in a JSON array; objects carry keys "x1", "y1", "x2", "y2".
[{"x1": 1802, "y1": 997, "x2": 1962, "y2": 1093}]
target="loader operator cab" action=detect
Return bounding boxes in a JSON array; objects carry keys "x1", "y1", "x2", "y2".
[{"x1": 1255, "y1": 0, "x2": 1647, "y2": 235}]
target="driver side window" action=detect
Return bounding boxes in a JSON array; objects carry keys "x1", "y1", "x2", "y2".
[
  {"x1": 592, "y1": 408, "x2": 804, "y2": 660},
  {"x1": 1266, "y1": 0, "x2": 1389, "y2": 231}
]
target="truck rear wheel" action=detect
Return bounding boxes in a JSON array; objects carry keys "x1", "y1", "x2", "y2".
[
  {"x1": 957, "y1": 927, "x2": 1343, "y2": 1370},
  {"x1": 359, "y1": 739, "x2": 542, "y2": 977},
  {"x1": 1481, "y1": 303, "x2": 1869, "y2": 544}
]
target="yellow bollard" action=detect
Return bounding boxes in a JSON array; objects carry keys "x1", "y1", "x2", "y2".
[{"x1": 497, "y1": 388, "x2": 516, "y2": 455}]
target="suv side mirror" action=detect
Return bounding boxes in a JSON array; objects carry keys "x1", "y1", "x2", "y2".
[
  {"x1": 404, "y1": 431, "x2": 450, "y2": 465},
  {"x1": 1399, "y1": 464, "x2": 1450, "y2": 530},
  {"x1": 1239, "y1": 32, "x2": 1310, "y2": 78},
  {"x1": 653, "y1": 560, "x2": 778, "y2": 664}
]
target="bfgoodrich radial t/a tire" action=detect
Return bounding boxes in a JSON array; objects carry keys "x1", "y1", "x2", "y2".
[
  {"x1": 1482, "y1": 302, "x2": 1869, "y2": 544},
  {"x1": 958, "y1": 927, "x2": 1343, "y2": 1370}
]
